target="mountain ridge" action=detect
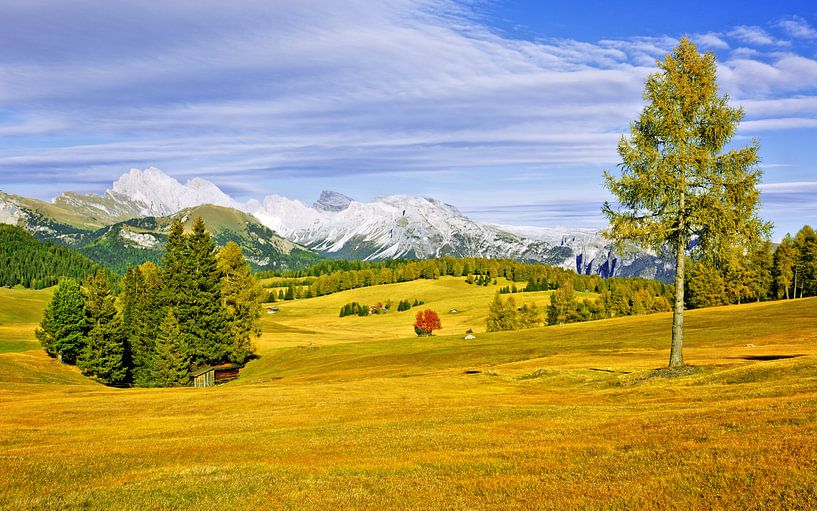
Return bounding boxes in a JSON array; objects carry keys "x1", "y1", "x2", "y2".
[{"x1": 2, "y1": 167, "x2": 671, "y2": 279}]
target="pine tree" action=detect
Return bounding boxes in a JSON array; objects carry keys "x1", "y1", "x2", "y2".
[
  {"x1": 151, "y1": 309, "x2": 191, "y2": 387},
  {"x1": 35, "y1": 278, "x2": 87, "y2": 364},
  {"x1": 78, "y1": 271, "x2": 127, "y2": 385},
  {"x1": 217, "y1": 242, "x2": 262, "y2": 363},
  {"x1": 602, "y1": 38, "x2": 769, "y2": 367}
]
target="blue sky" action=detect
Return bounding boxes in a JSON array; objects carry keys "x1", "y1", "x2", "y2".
[{"x1": 0, "y1": 1, "x2": 815, "y2": 240}]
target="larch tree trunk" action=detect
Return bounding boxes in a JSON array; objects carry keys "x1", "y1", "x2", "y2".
[{"x1": 670, "y1": 235, "x2": 685, "y2": 368}]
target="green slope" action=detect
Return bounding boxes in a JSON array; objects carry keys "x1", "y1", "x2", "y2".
[
  {"x1": 76, "y1": 204, "x2": 321, "y2": 273},
  {"x1": 0, "y1": 224, "x2": 102, "y2": 288}
]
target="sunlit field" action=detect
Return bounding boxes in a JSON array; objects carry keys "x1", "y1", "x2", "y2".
[{"x1": 1, "y1": 279, "x2": 816, "y2": 510}]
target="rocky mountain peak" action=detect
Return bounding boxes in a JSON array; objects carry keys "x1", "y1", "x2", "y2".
[{"x1": 314, "y1": 190, "x2": 354, "y2": 212}]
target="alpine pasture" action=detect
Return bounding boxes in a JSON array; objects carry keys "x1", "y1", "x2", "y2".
[{"x1": 1, "y1": 278, "x2": 816, "y2": 510}]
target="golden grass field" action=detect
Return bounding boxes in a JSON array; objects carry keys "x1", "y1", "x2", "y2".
[{"x1": 1, "y1": 277, "x2": 816, "y2": 510}]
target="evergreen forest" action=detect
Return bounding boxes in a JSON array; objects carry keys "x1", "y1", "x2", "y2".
[{"x1": 35, "y1": 217, "x2": 263, "y2": 387}]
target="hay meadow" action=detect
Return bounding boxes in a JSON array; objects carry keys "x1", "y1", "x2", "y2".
[{"x1": 1, "y1": 278, "x2": 816, "y2": 510}]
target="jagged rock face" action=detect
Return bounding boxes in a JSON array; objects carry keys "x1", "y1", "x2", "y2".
[
  {"x1": 1, "y1": 167, "x2": 673, "y2": 280},
  {"x1": 313, "y1": 191, "x2": 353, "y2": 212}
]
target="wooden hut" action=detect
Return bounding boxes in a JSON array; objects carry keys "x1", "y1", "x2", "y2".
[{"x1": 191, "y1": 363, "x2": 244, "y2": 387}]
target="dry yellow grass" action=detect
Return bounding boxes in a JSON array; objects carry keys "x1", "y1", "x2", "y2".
[{"x1": 1, "y1": 279, "x2": 816, "y2": 510}]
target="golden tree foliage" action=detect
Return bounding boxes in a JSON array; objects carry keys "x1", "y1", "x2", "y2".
[{"x1": 603, "y1": 38, "x2": 769, "y2": 367}]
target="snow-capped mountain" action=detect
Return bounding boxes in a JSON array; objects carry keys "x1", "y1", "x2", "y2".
[
  {"x1": 2, "y1": 167, "x2": 671, "y2": 279},
  {"x1": 251, "y1": 192, "x2": 571, "y2": 264},
  {"x1": 53, "y1": 167, "x2": 240, "y2": 223}
]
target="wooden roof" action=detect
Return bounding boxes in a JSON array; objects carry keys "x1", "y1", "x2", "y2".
[{"x1": 191, "y1": 363, "x2": 244, "y2": 378}]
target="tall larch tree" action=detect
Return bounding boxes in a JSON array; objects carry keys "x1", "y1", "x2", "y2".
[
  {"x1": 602, "y1": 37, "x2": 769, "y2": 368},
  {"x1": 216, "y1": 241, "x2": 262, "y2": 364},
  {"x1": 35, "y1": 278, "x2": 87, "y2": 364},
  {"x1": 78, "y1": 270, "x2": 127, "y2": 384}
]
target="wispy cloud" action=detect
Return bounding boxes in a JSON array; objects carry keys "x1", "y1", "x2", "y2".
[
  {"x1": 0, "y1": 1, "x2": 814, "y2": 238},
  {"x1": 776, "y1": 16, "x2": 817, "y2": 39},
  {"x1": 729, "y1": 25, "x2": 789, "y2": 46}
]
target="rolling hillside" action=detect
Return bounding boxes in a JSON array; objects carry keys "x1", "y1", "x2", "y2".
[
  {"x1": 76, "y1": 204, "x2": 321, "y2": 273},
  {"x1": 1, "y1": 281, "x2": 816, "y2": 510}
]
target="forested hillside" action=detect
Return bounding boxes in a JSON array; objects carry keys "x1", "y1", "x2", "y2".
[{"x1": 0, "y1": 225, "x2": 101, "y2": 289}]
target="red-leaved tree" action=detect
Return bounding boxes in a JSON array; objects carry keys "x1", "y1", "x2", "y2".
[{"x1": 414, "y1": 309, "x2": 441, "y2": 336}]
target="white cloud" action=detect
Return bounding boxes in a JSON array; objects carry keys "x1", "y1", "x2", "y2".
[
  {"x1": 760, "y1": 181, "x2": 817, "y2": 192},
  {"x1": 777, "y1": 16, "x2": 817, "y2": 39},
  {"x1": 695, "y1": 33, "x2": 729, "y2": 49},
  {"x1": 729, "y1": 25, "x2": 789, "y2": 46},
  {"x1": 740, "y1": 118, "x2": 817, "y2": 132},
  {"x1": 0, "y1": 0, "x2": 815, "y2": 220}
]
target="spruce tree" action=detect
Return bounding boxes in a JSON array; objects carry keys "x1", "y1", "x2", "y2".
[
  {"x1": 151, "y1": 309, "x2": 191, "y2": 387},
  {"x1": 35, "y1": 278, "x2": 87, "y2": 364},
  {"x1": 78, "y1": 271, "x2": 127, "y2": 384},
  {"x1": 217, "y1": 242, "x2": 262, "y2": 364},
  {"x1": 123, "y1": 262, "x2": 164, "y2": 386},
  {"x1": 161, "y1": 217, "x2": 233, "y2": 367}
]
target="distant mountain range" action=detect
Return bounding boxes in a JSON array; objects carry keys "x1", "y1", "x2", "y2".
[{"x1": 0, "y1": 167, "x2": 673, "y2": 279}]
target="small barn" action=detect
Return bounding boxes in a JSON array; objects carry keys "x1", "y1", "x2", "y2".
[{"x1": 191, "y1": 363, "x2": 245, "y2": 387}]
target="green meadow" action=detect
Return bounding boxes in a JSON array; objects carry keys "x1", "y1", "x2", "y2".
[{"x1": 1, "y1": 277, "x2": 816, "y2": 510}]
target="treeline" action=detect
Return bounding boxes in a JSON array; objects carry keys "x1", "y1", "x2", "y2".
[
  {"x1": 487, "y1": 280, "x2": 672, "y2": 332},
  {"x1": 259, "y1": 256, "x2": 672, "y2": 301},
  {"x1": 339, "y1": 298, "x2": 424, "y2": 317},
  {"x1": 36, "y1": 218, "x2": 263, "y2": 387},
  {"x1": 685, "y1": 225, "x2": 817, "y2": 308},
  {"x1": 0, "y1": 224, "x2": 102, "y2": 289}
]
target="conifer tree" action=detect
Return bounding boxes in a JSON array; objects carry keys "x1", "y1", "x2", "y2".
[
  {"x1": 547, "y1": 282, "x2": 577, "y2": 325},
  {"x1": 686, "y1": 261, "x2": 728, "y2": 308},
  {"x1": 78, "y1": 271, "x2": 127, "y2": 384},
  {"x1": 217, "y1": 242, "x2": 262, "y2": 364},
  {"x1": 123, "y1": 262, "x2": 164, "y2": 386},
  {"x1": 151, "y1": 309, "x2": 191, "y2": 387},
  {"x1": 170, "y1": 217, "x2": 232, "y2": 365},
  {"x1": 35, "y1": 278, "x2": 87, "y2": 364},
  {"x1": 519, "y1": 302, "x2": 542, "y2": 329},
  {"x1": 486, "y1": 293, "x2": 520, "y2": 332},
  {"x1": 602, "y1": 38, "x2": 769, "y2": 367}
]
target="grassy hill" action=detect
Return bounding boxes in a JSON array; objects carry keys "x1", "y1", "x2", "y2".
[
  {"x1": 1, "y1": 278, "x2": 816, "y2": 509},
  {"x1": 71, "y1": 204, "x2": 321, "y2": 273}
]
